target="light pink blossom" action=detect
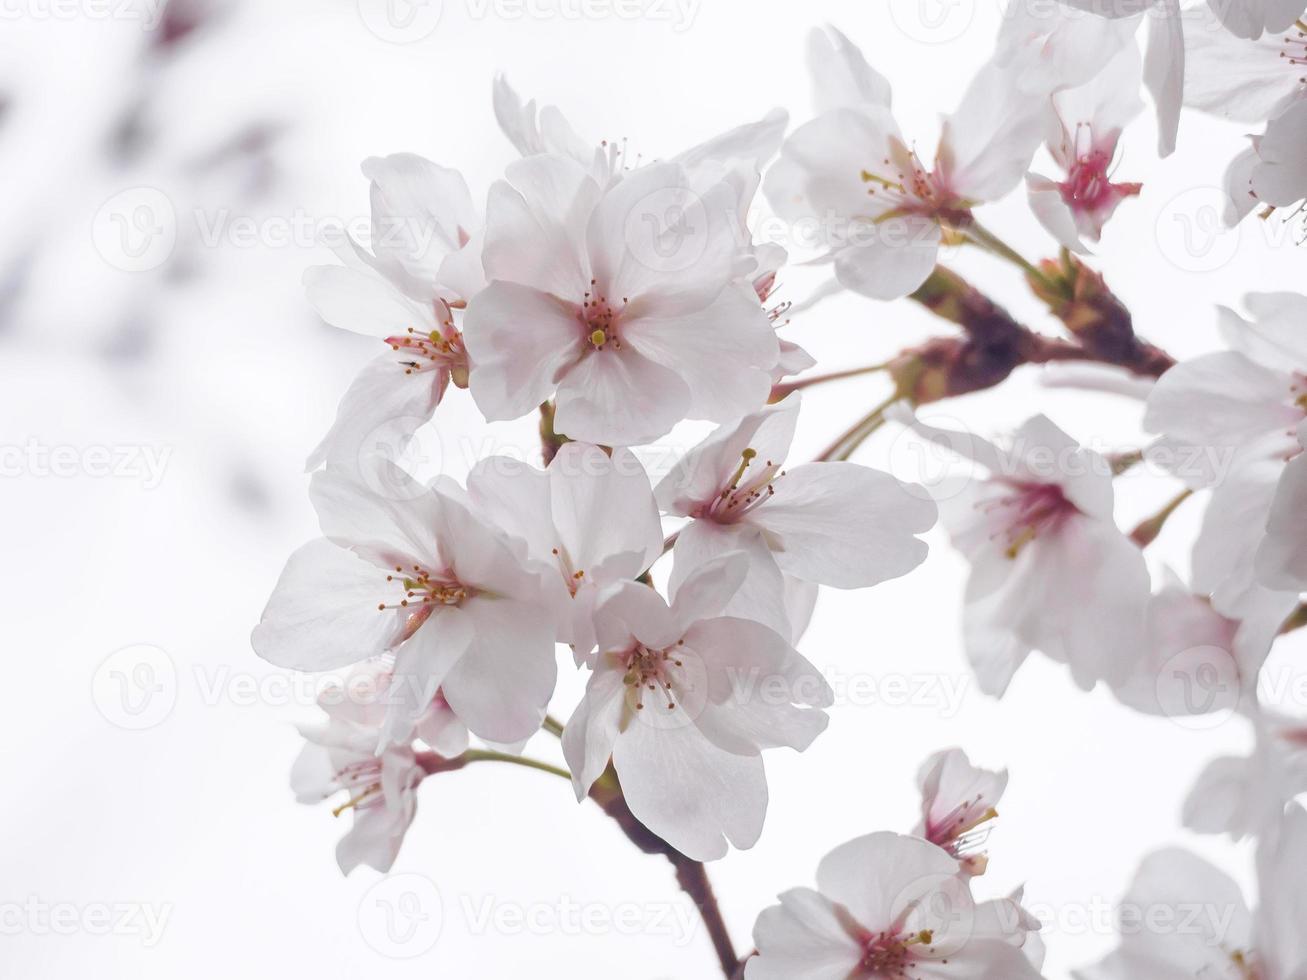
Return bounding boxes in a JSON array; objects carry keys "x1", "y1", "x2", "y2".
[
  {"x1": 562, "y1": 554, "x2": 832, "y2": 860},
  {"x1": 747, "y1": 832, "x2": 1044, "y2": 979},
  {"x1": 655, "y1": 394, "x2": 936, "y2": 640},
  {"x1": 464, "y1": 154, "x2": 779, "y2": 445},
  {"x1": 252, "y1": 465, "x2": 560, "y2": 746}
]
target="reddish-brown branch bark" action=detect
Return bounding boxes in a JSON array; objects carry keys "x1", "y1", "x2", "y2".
[
  {"x1": 589, "y1": 771, "x2": 741, "y2": 978},
  {"x1": 895, "y1": 264, "x2": 1175, "y2": 405}
]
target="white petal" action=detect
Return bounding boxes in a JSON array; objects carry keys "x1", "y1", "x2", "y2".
[
  {"x1": 746, "y1": 888, "x2": 864, "y2": 980},
  {"x1": 655, "y1": 395, "x2": 800, "y2": 516},
  {"x1": 939, "y1": 64, "x2": 1046, "y2": 201},
  {"x1": 764, "y1": 106, "x2": 903, "y2": 223},
  {"x1": 1028, "y1": 174, "x2": 1090, "y2": 254},
  {"x1": 806, "y1": 25, "x2": 893, "y2": 112},
  {"x1": 1182, "y1": 6, "x2": 1302, "y2": 121},
  {"x1": 585, "y1": 162, "x2": 740, "y2": 313},
  {"x1": 440, "y1": 597, "x2": 558, "y2": 743},
  {"x1": 481, "y1": 154, "x2": 598, "y2": 297},
  {"x1": 306, "y1": 354, "x2": 445, "y2": 472},
  {"x1": 815, "y1": 832, "x2": 961, "y2": 933},
  {"x1": 1145, "y1": 350, "x2": 1297, "y2": 449},
  {"x1": 1144, "y1": 0, "x2": 1185, "y2": 157},
  {"x1": 310, "y1": 466, "x2": 442, "y2": 569},
  {"x1": 622, "y1": 285, "x2": 778, "y2": 423},
  {"x1": 464, "y1": 280, "x2": 583, "y2": 423},
  {"x1": 303, "y1": 264, "x2": 434, "y2": 339},
  {"x1": 252, "y1": 539, "x2": 403, "y2": 671},
  {"x1": 669, "y1": 521, "x2": 793, "y2": 639},
  {"x1": 612, "y1": 718, "x2": 768, "y2": 860},
  {"x1": 687, "y1": 615, "x2": 831, "y2": 753},
  {"x1": 561, "y1": 659, "x2": 627, "y2": 798},
  {"x1": 756, "y1": 461, "x2": 936, "y2": 588},
  {"x1": 552, "y1": 344, "x2": 691, "y2": 446},
  {"x1": 674, "y1": 107, "x2": 790, "y2": 174},
  {"x1": 594, "y1": 579, "x2": 681, "y2": 652},
  {"x1": 362, "y1": 153, "x2": 479, "y2": 290},
  {"x1": 668, "y1": 550, "x2": 751, "y2": 630},
  {"x1": 549, "y1": 442, "x2": 663, "y2": 576},
  {"x1": 1257, "y1": 446, "x2": 1307, "y2": 590},
  {"x1": 833, "y1": 215, "x2": 941, "y2": 301}
]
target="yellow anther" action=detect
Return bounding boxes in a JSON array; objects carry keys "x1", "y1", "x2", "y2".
[{"x1": 590, "y1": 329, "x2": 607, "y2": 347}]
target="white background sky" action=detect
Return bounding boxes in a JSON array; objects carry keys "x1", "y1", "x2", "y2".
[{"x1": 4, "y1": 0, "x2": 1306, "y2": 976}]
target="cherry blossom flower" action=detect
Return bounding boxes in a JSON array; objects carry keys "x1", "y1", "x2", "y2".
[
  {"x1": 764, "y1": 26, "x2": 1045, "y2": 299},
  {"x1": 463, "y1": 154, "x2": 780, "y2": 446},
  {"x1": 1143, "y1": 292, "x2": 1307, "y2": 622},
  {"x1": 915, "y1": 748, "x2": 1008, "y2": 876},
  {"x1": 465, "y1": 441, "x2": 664, "y2": 660},
  {"x1": 1181, "y1": 8, "x2": 1307, "y2": 224},
  {"x1": 1184, "y1": 710, "x2": 1307, "y2": 841},
  {"x1": 1227, "y1": 100, "x2": 1307, "y2": 224},
  {"x1": 1111, "y1": 573, "x2": 1279, "y2": 718},
  {"x1": 303, "y1": 154, "x2": 482, "y2": 472},
  {"x1": 746, "y1": 832, "x2": 1045, "y2": 979},
  {"x1": 1058, "y1": 0, "x2": 1184, "y2": 155},
  {"x1": 1182, "y1": 5, "x2": 1307, "y2": 124},
  {"x1": 1076, "y1": 809, "x2": 1307, "y2": 980},
  {"x1": 654, "y1": 394, "x2": 936, "y2": 640},
  {"x1": 894, "y1": 411, "x2": 1150, "y2": 694},
  {"x1": 561, "y1": 554, "x2": 832, "y2": 860},
  {"x1": 290, "y1": 661, "x2": 455, "y2": 874},
  {"x1": 1258, "y1": 420, "x2": 1307, "y2": 589},
  {"x1": 997, "y1": 1, "x2": 1142, "y2": 96},
  {"x1": 1206, "y1": 0, "x2": 1307, "y2": 40},
  {"x1": 492, "y1": 74, "x2": 788, "y2": 191},
  {"x1": 251, "y1": 464, "x2": 560, "y2": 747},
  {"x1": 1027, "y1": 45, "x2": 1145, "y2": 252}
]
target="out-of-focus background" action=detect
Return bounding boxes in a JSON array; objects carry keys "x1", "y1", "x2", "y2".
[{"x1": 5, "y1": 0, "x2": 1306, "y2": 976}]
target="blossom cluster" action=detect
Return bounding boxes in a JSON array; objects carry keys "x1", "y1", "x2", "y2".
[{"x1": 252, "y1": 0, "x2": 1307, "y2": 975}]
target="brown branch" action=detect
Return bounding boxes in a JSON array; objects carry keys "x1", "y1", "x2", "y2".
[
  {"x1": 589, "y1": 770, "x2": 741, "y2": 978},
  {"x1": 895, "y1": 264, "x2": 1174, "y2": 405}
]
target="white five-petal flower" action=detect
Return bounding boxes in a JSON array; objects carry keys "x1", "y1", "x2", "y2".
[
  {"x1": 464, "y1": 154, "x2": 780, "y2": 446},
  {"x1": 765, "y1": 26, "x2": 1046, "y2": 299},
  {"x1": 303, "y1": 154, "x2": 483, "y2": 472},
  {"x1": 252, "y1": 464, "x2": 560, "y2": 747},
  {"x1": 1077, "y1": 809, "x2": 1307, "y2": 980},
  {"x1": 747, "y1": 832, "x2": 1044, "y2": 979},
  {"x1": 896, "y1": 411, "x2": 1150, "y2": 694},
  {"x1": 562, "y1": 553, "x2": 832, "y2": 860},
  {"x1": 655, "y1": 394, "x2": 936, "y2": 640}
]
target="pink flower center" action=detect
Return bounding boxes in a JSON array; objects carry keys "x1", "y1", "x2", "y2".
[
  {"x1": 695, "y1": 448, "x2": 783, "y2": 524},
  {"x1": 622, "y1": 641, "x2": 686, "y2": 712},
  {"x1": 330, "y1": 757, "x2": 385, "y2": 816},
  {"x1": 1230, "y1": 949, "x2": 1264, "y2": 980},
  {"x1": 1280, "y1": 28, "x2": 1307, "y2": 78},
  {"x1": 1060, "y1": 147, "x2": 1140, "y2": 215},
  {"x1": 858, "y1": 928, "x2": 937, "y2": 976},
  {"x1": 859, "y1": 145, "x2": 968, "y2": 224},
  {"x1": 384, "y1": 304, "x2": 468, "y2": 385},
  {"x1": 581, "y1": 280, "x2": 628, "y2": 352},
  {"x1": 925, "y1": 794, "x2": 999, "y2": 858},
  {"x1": 378, "y1": 563, "x2": 473, "y2": 641},
  {"x1": 983, "y1": 482, "x2": 1077, "y2": 559}
]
